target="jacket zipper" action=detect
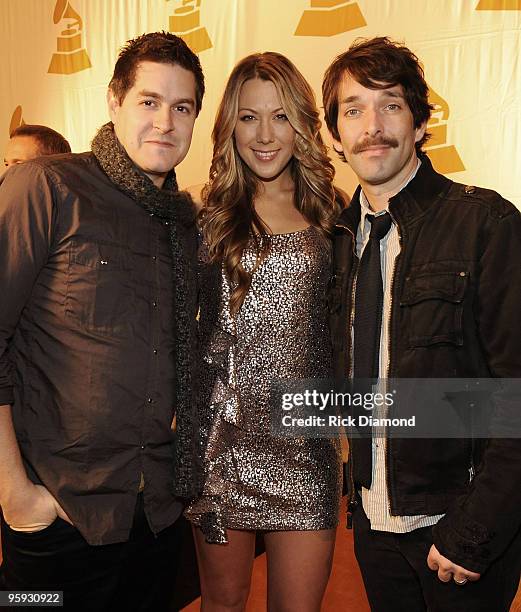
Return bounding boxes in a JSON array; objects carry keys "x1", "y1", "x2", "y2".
[
  {"x1": 469, "y1": 433, "x2": 475, "y2": 482},
  {"x1": 335, "y1": 222, "x2": 359, "y2": 528},
  {"x1": 335, "y1": 223, "x2": 358, "y2": 380},
  {"x1": 347, "y1": 455, "x2": 357, "y2": 528}
]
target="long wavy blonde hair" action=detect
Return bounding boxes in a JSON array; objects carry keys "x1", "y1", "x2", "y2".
[{"x1": 201, "y1": 52, "x2": 340, "y2": 314}]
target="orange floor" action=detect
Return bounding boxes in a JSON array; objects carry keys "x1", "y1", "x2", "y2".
[
  {"x1": 181, "y1": 503, "x2": 370, "y2": 612},
  {"x1": 0, "y1": 512, "x2": 519, "y2": 611},
  {"x1": 182, "y1": 500, "x2": 521, "y2": 612}
]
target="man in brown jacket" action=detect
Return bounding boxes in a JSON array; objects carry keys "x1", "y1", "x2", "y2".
[{"x1": 0, "y1": 32, "x2": 203, "y2": 611}]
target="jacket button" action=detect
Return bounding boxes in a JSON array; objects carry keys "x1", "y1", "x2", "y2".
[{"x1": 464, "y1": 185, "x2": 476, "y2": 194}]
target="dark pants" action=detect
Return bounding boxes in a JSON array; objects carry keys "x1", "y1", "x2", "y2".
[
  {"x1": 0, "y1": 494, "x2": 180, "y2": 612},
  {"x1": 353, "y1": 502, "x2": 521, "y2": 612}
]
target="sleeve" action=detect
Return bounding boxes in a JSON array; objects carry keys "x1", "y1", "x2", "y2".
[
  {"x1": 432, "y1": 201, "x2": 521, "y2": 573},
  {"x1": 0, "y1": 163, "x2": 56, "y2": 405}
]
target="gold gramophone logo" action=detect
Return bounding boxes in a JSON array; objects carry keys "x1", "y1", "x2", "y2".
[
  {"x1": 168, "y1": 0, "x2": 212, "y2": 54},
  {"x1": 295, "y1": 0, "x2": 366, "y2": 37},
  {"x1": 9, "y1": 106, "x2": 25, "y2": 137},
  {"x1": 425, "y1": 86, "x2": 465, "y2": 174},
  {"x1": 476, "y1": 0, "x2": 521, "y2": 9},
  {"x1": 48, "y1": 0, "x2": 92, "y2": 74}
]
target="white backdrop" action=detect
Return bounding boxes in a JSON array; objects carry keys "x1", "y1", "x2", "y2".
[{"x1": 1, "y1": 0, "x2": 520, "y2": 206}]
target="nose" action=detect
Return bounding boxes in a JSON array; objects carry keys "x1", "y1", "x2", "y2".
[
  {"x1": 153, "y1": 106, "x2": 174, "y2": 134},
  {"x1": 256, "y1": 118, "x2": 275, "y2": 144},
  {"x1": 363, "y1": 106, "x2": 383, "y2": 137}
]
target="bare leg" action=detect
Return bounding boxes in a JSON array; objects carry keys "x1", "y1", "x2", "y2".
[
  {"x1": 264, "y1": 529, "x2": 337, "y2": 612},
  {"x1": 192, "y1": 526, "x2": 257, "y2": 612}
]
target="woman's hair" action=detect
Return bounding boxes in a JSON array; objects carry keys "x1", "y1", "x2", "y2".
[{"x1": 201, "y1": 52, "x2": 340, "y2": 314}]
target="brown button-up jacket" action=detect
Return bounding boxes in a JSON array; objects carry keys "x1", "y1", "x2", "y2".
[{"x1": 0, "y1": 154, "x2": 191, "y2": 544}]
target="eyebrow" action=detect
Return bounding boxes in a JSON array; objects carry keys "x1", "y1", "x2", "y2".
[
  {"x1": 137, "y1": 90, "x2": 195, "y2": 106},
  {"x1": 238, "y1": 106, "x2": 284, "y2": 113},
  {"x1": 340, "y1": 90, "x2": 405, "y2": 105}
]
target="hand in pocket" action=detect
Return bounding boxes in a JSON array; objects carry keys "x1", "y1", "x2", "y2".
[{"x1": 5, "y1": 484, "x2": 73, "y2": 533}]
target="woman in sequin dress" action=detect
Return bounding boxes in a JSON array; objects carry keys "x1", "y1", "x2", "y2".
[{"x1": 184, "y1": 52, "x2": 343, "y2": 611}]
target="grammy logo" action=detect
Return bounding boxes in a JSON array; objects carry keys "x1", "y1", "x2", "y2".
[
  {"x1": 9, "y1": 106, "x2": 25, "y2": 137},
  {"x1": 48, "y1": 0, "x2": 92, "y2": 75},
  {"x1": 295, "y1": 0, "x2": 366, "y2": 37},
  {"x1": 476, "y1": 0, "x2": 521, "y2": 9},
  {"x1": 425, "y1": 87, "x2": 465, "y2": 174},
  {"x1": 168, "y1": 0, "x2": 212, "y2": 54}
]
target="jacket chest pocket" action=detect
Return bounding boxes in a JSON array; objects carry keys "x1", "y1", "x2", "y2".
[
  {"x1": 65, "y1": 240, "x2": 133, "y2": 336},
  {"x1": 400, "y1": 270, "x2": 469, "y2": 347}
]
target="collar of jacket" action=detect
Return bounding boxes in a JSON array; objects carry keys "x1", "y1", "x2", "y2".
[{"x1": 335, "y1": 153, "x2": 453, "y2": 235}]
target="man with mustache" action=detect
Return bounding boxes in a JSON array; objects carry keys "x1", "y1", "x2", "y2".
[
  {"x1": 323, "y1": 37, "x2": 521, "y2": 611},
  {"x1": 0, "y1": 32, "x2": 203, "y2": 610}
]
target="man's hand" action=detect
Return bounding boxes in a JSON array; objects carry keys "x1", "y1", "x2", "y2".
[
  {"x1": 2, "y1": 482, "x2": 73, "y2": 532},
  {"x1": 0, "y1": 405, "x2": 72, "y2": 532},
  {"x1": 427, "y1": 544, "x2": 481, "y2": 584}
]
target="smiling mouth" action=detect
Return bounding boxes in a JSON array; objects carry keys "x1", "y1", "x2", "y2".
[{"x1": 252, "y1": 149, "x2": 279, "y2": 161}]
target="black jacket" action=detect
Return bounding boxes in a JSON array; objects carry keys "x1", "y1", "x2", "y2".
[{"x1": 330, "y1": 155, "x2": 521, "y2": 573}]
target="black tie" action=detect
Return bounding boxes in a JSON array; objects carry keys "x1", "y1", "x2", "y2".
[{"x1": 352, "y1": 212, "x2": 392, "y2": 488}]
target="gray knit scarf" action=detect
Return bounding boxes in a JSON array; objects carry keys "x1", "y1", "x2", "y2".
[{"x1": 91, "y1": 122, "x2": 200, "y2": 498}]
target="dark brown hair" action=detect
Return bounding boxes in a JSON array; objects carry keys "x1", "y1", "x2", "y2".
[
  {"x1": 11, "y1": 124, "x2": 71, "y2": 155},
  {"x1": 109, "y1": 31, "x2": 205, "y2": 114},
  {"x1": 322, "y1": 37, "x2": 433, "y2": 154}
]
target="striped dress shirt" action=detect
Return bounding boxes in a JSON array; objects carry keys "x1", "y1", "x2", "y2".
[{"x1": 355, "y1": 159, "x2": 444, "y2": 532}]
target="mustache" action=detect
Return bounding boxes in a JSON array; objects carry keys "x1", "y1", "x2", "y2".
[{"x1": 352, "y1": 136, "x2": 399, "y2": 154}]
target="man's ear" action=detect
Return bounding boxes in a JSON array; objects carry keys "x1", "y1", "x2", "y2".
[
  {"x1": 107, "y1": 89, "x2": 119, "y2": 122},
  {"x1": 415, "y1": 121, "x2": 427, "y2": 144},
  {"x1": 331, "y1": 137, "x2": 348, "y2": 162},
  {"x1": 331, "y1": 136, "x2": 344, "y2": 156}
]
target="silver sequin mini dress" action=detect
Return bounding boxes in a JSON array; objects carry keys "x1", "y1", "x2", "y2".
[{"x1": 184, "y1": 226, "x2": 342, "y2": 543}]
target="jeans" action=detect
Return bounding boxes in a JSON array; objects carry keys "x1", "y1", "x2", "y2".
[
  {"x1": 0, "y1": 494, "x2": 180, "y2": 611},
  {"x1": 353, "y1": 501, "x2": 521, "y2": 612}
]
